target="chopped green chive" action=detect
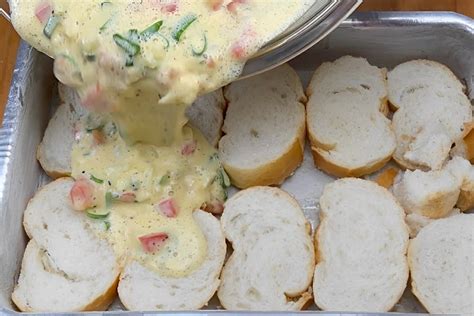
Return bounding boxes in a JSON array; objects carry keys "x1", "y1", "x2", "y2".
[
  {"x1": 192, "y1": 33, "x2": 207, "y2": 56},
  {"x1": 113, "y1": 34, "x2": 140, "y2": 56},
  {"x1": 87, "y1": 211, "x2": 110, "y2": 220},
  {"x1": 43, "y1": 15, "x2": 60, "y2": 39},
  {"x1": 172, "y1": 14, "x2": 197, "y2": 42},
  {"x1": 127, "y1": 29, "x2": 140, "y2": 44},
  {"x1": 141, "y1": 20, "x2": 163, "y2": 38},
  {"x1": 104, "y1": 220, "x2": 111, "y2": 230},
  {"x1": 159, "y1": 173, "x2": 171, "y2": 185},
  {"x1": 105, "y1": 192, "x2": 113, "y2": 209},
  {"x1": 90, "y1": 174, "x2": 104, "y2": 184},
  {"x1": 100, "y1": 17, "x2": 113, "y2": 32}
]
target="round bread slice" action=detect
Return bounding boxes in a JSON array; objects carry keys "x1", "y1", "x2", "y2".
[
  {"x1": 306, "y1": 56, "x2": 395, "y2": 177},
  {"x1": 218, "y1": 187, "x2": 315, "y2": 311},
  {"x1": 387, "y1": 59, "x2": 466, "y2": 110},
  {"x1": 219, "y1": 64, "x2": 306, "y2": 189},
  {"x1": 12, "y1": 178, "x2": 120, "y2": 312},
  {"x1": 186, "y1": 89, "x2": 226, "y2": 147},
  {"x1": 37, "y1": 104, "x2": 77, "y2": 178},
  {"x1": 391, "y1": 86, "x2": 472, "y2": 170},
  {"x1": 118, "y1": 210, "x2": 226, "y2": 311},
  {"x1": 314, "y1": 178, "x2": 409, "y2": 312},
  {"x1": 408, "y1": 214, "x2": 474, "y2": 314}
]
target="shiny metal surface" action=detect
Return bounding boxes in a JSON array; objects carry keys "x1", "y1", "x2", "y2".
[
  {"x1": 0, "y1": 11, "x2": 473, "y2": 315},
  {"x1": 240, "y1": 0, "x2": 362, "y2": 78}
]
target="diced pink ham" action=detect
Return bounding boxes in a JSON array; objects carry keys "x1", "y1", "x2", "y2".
[
  {"x1": 35, "y1": 1, "x2": 52, "y2": 24},
  {"x1": 155, "y1": 198, "x2": 178, "y2": 218},
  {"x1": 181, "y1": 140, "x2": 197, "y2": 155},
  {"x1": 70, "y1": 178, "x2": 95, "y2": 211},
  {"x1": 138, "y1": 232, "x2": 169, "y2": 253}
]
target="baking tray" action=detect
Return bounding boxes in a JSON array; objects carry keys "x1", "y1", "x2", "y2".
[{"x1": 0, "y1": 12, "x2": 473, "y2": 315}]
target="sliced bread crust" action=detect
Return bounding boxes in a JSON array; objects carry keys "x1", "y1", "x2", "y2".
[
  {"x1": 218, "y1": 187, "x2": 315, "y2": 310},
  {"x1": 12, "y1": 178, "x2": 120, "y2": 312},
  {"x1": 219, "y1": 64, "x2": 306, "y2": 189},
  {"x1": 408, "y1": 214, "x2": 474, "y2": 314},
  {"x1": 388, "y1": 60, "x2": 473, "y2": 170},
  {"x1": 387, "y1": 59, "x2": 466, "y2": 111},
  {"x1": 117, "y1": 210, "x2": 226, "y2": 311},
  {"x1": 314, "y1": 178, "x2": 409, "y2": 312},
  {"x1": 306, "y1": 56, "x2": 395, "y2": 177},
  {"x1": 36, "y1": 104, "x2": 77, "y2": 178}
]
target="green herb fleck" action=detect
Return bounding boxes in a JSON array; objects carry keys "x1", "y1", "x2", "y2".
[
  {"x1": 192, "y1": 33, "x2": 207, "y2": 56},
  {"x1": 43, "y1": 15, "x2": 60, "y2": 39},
  {"x1": 172, "y1": 14, "x2": 197, "y2": 42},
  {"x1": 105, "y1": 192, "x2": 113, "y2": 209},
  {"x1": 90, "y1": 174, "x2": 104, "y2": 184},
  {"x1": 104, "y1": 220, "x2": 111, "y2": 230},
  {"x1": 87, "y1": 211, "x2": 110, "y2": 220},
  {"x1": 159, "y1": 172, "x2": 171, "y2": 185},
  {"x1": 140, "y1": 20, "x2": 163, "y2": 38},
  {"x1": 113, "y1": 33, "x2": 140, "y2": 56}
]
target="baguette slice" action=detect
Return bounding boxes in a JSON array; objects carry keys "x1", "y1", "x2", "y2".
[
  {"x1": 306, "y1": 56, "x2": 395, "y2": 177},
  {"x1": 36, "y1": 104, "x2": 77, "y2": 178},
  {"x1": 387, "y1": 59, "x2": 466, "y2": 111},
  {"x1": 118, "y1": 210, "x2": 226, "y2": 311},
  {"x1": 219, "y1": 64, "x2": 306, "y2": 189},
  {"x1": 408, "y1": 214, "x2": 474, "y2": 314},
  {"x1": 393, "y1": 156, "x2": 473, "y2": 218},
  {"x1": 314, "y1": 178, "x2": 409, "y2": 312},
  {"x1": 12, "y1": 178, "x2": 120, "y2": 312},
  {"x1": 218, "y1": 187, "x2": 315, "y2": 310},
  {"x1": 388, "y1": 60, "x2": 472, "y2": 170},
  {"x1": 185, "y1": 89, "x2": 226, "y2": 147}
]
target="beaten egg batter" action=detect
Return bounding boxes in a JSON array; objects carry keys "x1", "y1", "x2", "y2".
[{"x1": 10, "y1": 0, "x2": 316, "y2": 277}]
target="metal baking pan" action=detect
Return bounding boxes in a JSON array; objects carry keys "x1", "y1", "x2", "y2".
[{"x1": 0, "y1": 12, "x2": 473, "y2": 315}]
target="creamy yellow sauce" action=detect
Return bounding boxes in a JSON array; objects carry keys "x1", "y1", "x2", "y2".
[{"x1": 11, "y1": 0, "x2": 316, "y2": 277}]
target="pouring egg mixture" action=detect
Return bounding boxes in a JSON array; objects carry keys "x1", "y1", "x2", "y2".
[{"x1": 10, "y1": 0, "x2": 315, "y2": 277}]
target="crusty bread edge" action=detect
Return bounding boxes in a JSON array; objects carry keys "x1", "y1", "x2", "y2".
[
  {"x1": 311, "y1": 146, "x2": 394, "y2": 178},
  {"x1": 14, "y1": 178, "x2": 120, "y2": 312},
  {"x1": 11, "y1": 240, "x2": 119, "y2": 312},
  {"x1": 222, "y1": 110, "x2": 306, "y2": 189},
  {"x1": 407, "y1": 240, "x2": 434, "y2": 314},
  {"x1": 219, "y1": 187, "x2": 315, "y2": 310},
  {"x1": 387, "y1": 59, "x2": 468, "y2": 111},
  {"x1": 36, "y1": 143, "x2": 71, "y2": 179},
  {"x1": 313, "y1": 179, "x2": 409, "y2": 311}
]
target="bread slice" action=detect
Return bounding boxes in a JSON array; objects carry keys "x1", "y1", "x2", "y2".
[
  {"x1": 12, "y1": 178, "x2": 120, "y2": 312},
  {"x1": 36, "y1": 104, "x2": 77, "y2": 178},
  {"x1": 186, "y1": 89, "x2": 226, "y2": 147},
  {"x1": 218, "y1": 64, "x2": 306, "y2": 189},
  {"x1": 408, "y1": 214, "x2": 474, "y2": 314},
  {"x1": 118, "y1": 210, "x2": 226, "y2": 311},
  {"x1": 387, "y1": 59, "x2": 466, "y2": 111},
  {"x1": 393, "y1": 156, "x2": 473, "y2": 218},
  {"x1": 393, "y1": 168, "x2": 461, "y2": 219},
  {"x1": 314, "y1": 178, "x2": 409, "y2": 312},
  {"x1": 218, "y1": 187, "x2": 314, "y2": 310},
  {"x1": 306, "y1": 56, "x2": 395, "y2": 177},
  {"x1": 388, "y1": 60, "x2": 472, "y2": 170}
]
